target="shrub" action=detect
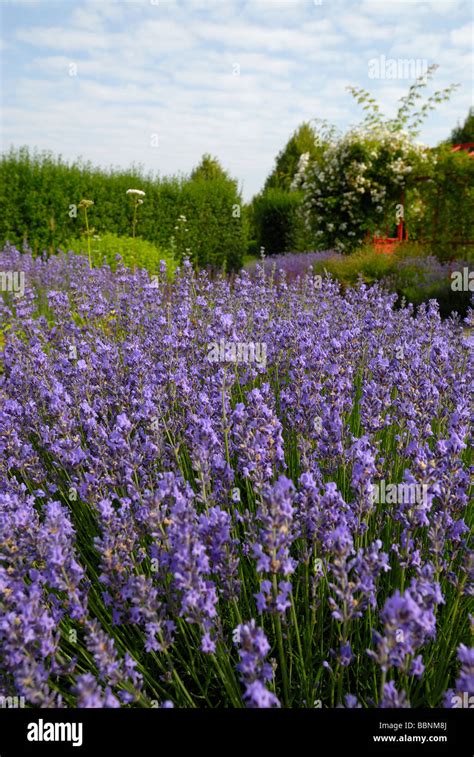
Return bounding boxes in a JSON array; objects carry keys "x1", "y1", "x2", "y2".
[
  {"x1": 308, "y1": 243, "x2": 471, "y2": 317},
  {"x1": 252, "y1": 189, "x2": 306, "y2": 255},
  {"x1": 300, "y1": 129, "x2": 431, "y2": 252},
  {"x1": 175, "y1": 176, "x2": 246, "y2": 272},
  {"x1": 65, "y1": 233, "x2": 176, "y2": 275}
]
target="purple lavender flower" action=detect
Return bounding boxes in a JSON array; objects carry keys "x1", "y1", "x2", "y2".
[
  {"x1": 380, "y1": 681, "x2": 410, "y2": 708},
  {"x1": 163, "y1": 482, "x2": 219, "y2": 649},
  {"x1": 233, "y1": 620, "x2": 280, "y2": 708},
  {"x1": 253, "y1": 476, "x2": 296, "y2": 576},
  {"x1": 231, "y1": 385, "x2": 285, "y2": 491},
  {"x1": 368, "y1": 576, "x2": 441, "y2": 674},
  {"x1": 74, "y1": 674, "x2": 120, "y2": 708},
  {"x1": 0, "y1": 244, "x2": 470, "y2": 709}
]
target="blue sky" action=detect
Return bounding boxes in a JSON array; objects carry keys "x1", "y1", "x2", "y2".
[{"x1": 0, "y1": 0, "x2": 472, "y2": 200}]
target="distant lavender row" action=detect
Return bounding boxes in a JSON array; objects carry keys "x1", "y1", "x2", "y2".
[
  {"x1": 245, "y1": 250, "x2": 339, "y2": 278},
  {"x1": 245, "y1": 250, "x2": 465, "y2": 284},
  {"x1": 0, "y1": 246, "x2": 472, "y2": 708}
]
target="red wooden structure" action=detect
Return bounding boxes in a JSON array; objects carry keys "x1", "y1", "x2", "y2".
[
  {"x1": 372, "y1": 214, "x2": 408, "y2": 253},
  {"x1": 372, "y1": 192, "x2": 408, "y2": 253},
  {"x1": 372, "y1": 143, "x2": 474, "y2": 253},
  {"x1": 450, "y1": 142, "x2": 474, "y2": 156}
]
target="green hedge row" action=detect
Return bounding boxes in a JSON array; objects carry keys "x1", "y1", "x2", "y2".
[
  {"x1": 251, "y1": 188, "x2": 310, "y2": 255},
  {"x1": 0, "y1": 147, "x2": 247, "y2": 271}
]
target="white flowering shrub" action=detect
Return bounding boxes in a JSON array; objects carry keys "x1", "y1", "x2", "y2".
[
  {"x1": 297, "y1": 65, "x2": 456, "y2": 252},
  {"x1": 299, "y1": 128, "x2": 432, "y2": 252}
]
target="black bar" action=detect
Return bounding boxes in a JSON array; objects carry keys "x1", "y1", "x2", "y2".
[{"x1": 0, "y1": 708, "x2": 471, "y2": 756}]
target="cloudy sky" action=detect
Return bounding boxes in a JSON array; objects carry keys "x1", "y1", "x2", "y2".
[{"x1": 0, "y1": 0, "x2": 472, "y2": 200}]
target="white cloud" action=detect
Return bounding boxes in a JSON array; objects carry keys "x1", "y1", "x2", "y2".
[
  {"x1": 16, "y1": 26, "x2": 111, "y2": 51},
  {"x1": 450, "y1": 22, "x2": 473, "y2": 46},
  {"x1": 335, "y1": 13, "x2": 394, "y2": 41}
]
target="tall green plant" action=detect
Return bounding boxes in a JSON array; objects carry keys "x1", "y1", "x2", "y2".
[
  {"x1": 347, "y1": 64, "x2": 458, "y2": 137},
  {"x1": 252, "y1": 189, "x2": 305, "y2": 255},
  {"x1": 78, "y1": 199, "x2": 95, "y2": 269}
]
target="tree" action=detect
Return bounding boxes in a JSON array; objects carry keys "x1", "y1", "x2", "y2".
[
  {"x1": 263, "y1": 122, "x2": 321, "y2": 192},
  {"x1": 190, "y1": 154, "x2": 232, "y2": 182},
  {"x1": 449, "y1": 107, "x2": 474, "y2": 144}
]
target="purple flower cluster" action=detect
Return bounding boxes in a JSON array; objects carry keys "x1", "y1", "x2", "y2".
[
  {"x1": 443, "y1": 644, "x2": 474, "y2": 708},
  {"x1": 233, "y1": 620, "x2": 280, "y2": 708},
  {"x1": 368, "y1": 577, "x2": 441, "y2": 675}
]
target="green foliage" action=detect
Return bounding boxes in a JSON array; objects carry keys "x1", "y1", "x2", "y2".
[
  {"x1": 65, "y1": 232, "x2": 176, "y2": 274},
  {"x1": 190, "y1": 153, "x2": 231, "y2": 182},
  {"x1": 314, "y1": 246, "x2": 397, "y2": 286},
  {"x1": 449, "y1": 107, "x2": 474, "y2": 144},
  {"x1": 406, "y1": 144, "x2": 474, "y2": 261},
  {"x1": 252, "y1": 189, "x2": 306, "y2": 255},
  {"x1": 263, "y1": 122, "x2": 322, "y2": 191},
  {"x1": 0, "y1": 147, "x2": 247, "y2": 271},
  {"x1": 171, "y1": 176, "x2": 246, "y2": 271},
  {"x1": 249, "y1": 120, "x2": 336, "y2": 254}
]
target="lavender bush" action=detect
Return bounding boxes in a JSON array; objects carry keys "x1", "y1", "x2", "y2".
[
  {"x1": 244, "y1": 250, "x2": 339, "y2": 280},
  {"x1": 0, "y1": 244, "x2": 472, "y2": 709}
]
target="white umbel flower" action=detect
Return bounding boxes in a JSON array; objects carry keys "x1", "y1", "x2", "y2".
[{"x1": 126, "y1": 189, "x2": 146, "y2": 196}]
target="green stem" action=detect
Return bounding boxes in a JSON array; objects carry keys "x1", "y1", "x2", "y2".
[
  {"x1": 84, "y1": 208, "x2": 92, "y2": 269},
  {"x1": 273, "y1": 575, "x2": 290, "y2": 707},
  {"x1": 132, "y1": 200, "x2": 138, "y2": 270}
]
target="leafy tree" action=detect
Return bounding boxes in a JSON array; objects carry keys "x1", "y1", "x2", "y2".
[
  {"x1": 263, "y1": 122, "x2": 321, "y2": 191},
  {"x1": 190, "y1": 154, "x2": 233, "y2": 183},
  {"x1": 449, "y1": 107, "x2": 474, "y2": 144}
]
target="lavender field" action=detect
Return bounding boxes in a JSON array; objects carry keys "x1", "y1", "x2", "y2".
[{"x1": 0, "y1": 244, "x2": 472, "y2": 710}]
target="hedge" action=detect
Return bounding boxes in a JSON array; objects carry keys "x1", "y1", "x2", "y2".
[
  {"x1": 0, "y1": 147, "x2": 247, "y2": 271},
  {"x1": 252, "y1": 189, "x2": 308, "y2": 256}
]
